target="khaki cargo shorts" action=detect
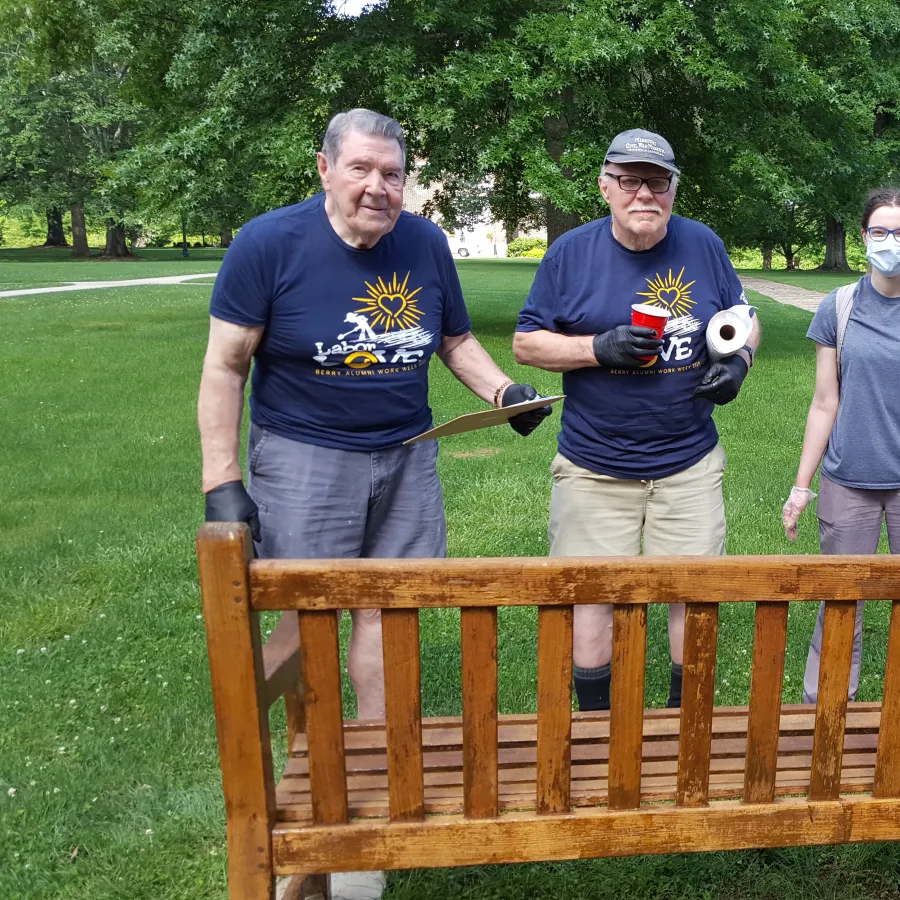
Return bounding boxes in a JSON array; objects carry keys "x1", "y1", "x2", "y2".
[{"x1": 548, "y1": 445, "x2": 727, "y2": 558}]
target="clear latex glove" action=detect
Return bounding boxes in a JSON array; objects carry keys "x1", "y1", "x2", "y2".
[{"x1": 782, "y1": 486, "x2": 817, "y2": 542}]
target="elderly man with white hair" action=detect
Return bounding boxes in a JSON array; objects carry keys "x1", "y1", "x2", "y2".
[
  {"x1": 198, "y1": 109, "x2": 549, "y2": 897},
  {"x1": 514, "y1": 128, "x2": 761, "y2": 715},
  {"x1": 200, "y1": 107, "x2": 551, "y2": 710}
]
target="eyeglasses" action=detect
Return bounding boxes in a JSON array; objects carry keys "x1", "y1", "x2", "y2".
[
  {"x1": 605, "y1": 173, "x2": 673, "y2": 194},
  {"x1": 866, "y1": 226, "x2": 900, "y2": 242}
]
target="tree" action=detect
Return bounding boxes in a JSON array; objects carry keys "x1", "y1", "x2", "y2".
[
  {"x1": 0, "y1": 63, "x2": 92, "y2": 254},
  {"x1": 0, "y1": 0, "x2": 896, "y2": 261},
  {"x1": 43, "y1": 208, "x2": 67, "y2": 247},
  {"x1": 321, "y1": 0, "x2": 900, "y2": 252},
  {"x1": 107, "y1": 0, "x2": 331, "y2": 234}
]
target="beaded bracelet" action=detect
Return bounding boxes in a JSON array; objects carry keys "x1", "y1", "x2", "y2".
[{"x1": 493, "y1": 379, "x2": 514, "y2": 408}]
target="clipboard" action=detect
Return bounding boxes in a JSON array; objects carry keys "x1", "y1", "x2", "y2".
[{"x1": 404, "y1": 395, "x2": 565, "y2": 444}]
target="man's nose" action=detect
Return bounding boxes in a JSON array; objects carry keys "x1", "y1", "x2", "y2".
[
  {"x1": 363, "y1": 170, "x2": 387, "y2": 195},
  {"x1": 635, "y1": 181, "x2": 655, "y2": 201}
]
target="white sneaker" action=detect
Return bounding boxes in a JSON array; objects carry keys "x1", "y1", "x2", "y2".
[{"x1": 330, "y1": 870, "x2": 386, "y2": 900}]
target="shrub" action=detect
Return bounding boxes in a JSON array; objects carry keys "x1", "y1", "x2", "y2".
[
  {"x1": 521, "y1": 247, "x2": 546, "y2": 258},
  {"x1": 506, "y1": 237, "x2": 547, "y2": 257}
]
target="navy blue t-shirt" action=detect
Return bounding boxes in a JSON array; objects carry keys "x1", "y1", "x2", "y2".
[
  {"x1": 517, "y1": 215, "x2": 747, "y2": 479},
  {"x1": 210, "y1": 194, "x2": 472, "y2": 451}
]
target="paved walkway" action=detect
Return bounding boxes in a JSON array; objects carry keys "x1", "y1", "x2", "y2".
[
  {"x1": 739, "y1": 276, "x2": 825, "y2": 313},
  {"x1": 0, "y1": 271, "x2": 216, "y2": 299},
  {"x1": 0, "y1": 269, "x2": 825, "y2": 314}
]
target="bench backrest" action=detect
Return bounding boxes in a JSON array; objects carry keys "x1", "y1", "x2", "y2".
[{"x1": 197, "y1": 522, "x2": 900, "y2": 872}]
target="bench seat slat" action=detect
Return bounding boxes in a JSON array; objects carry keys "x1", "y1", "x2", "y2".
[
  {"x1": 288, "y1": 705, "x2": 882, "y2": 754},
  {"x1": 277, "y1": 764, "x2": 881, "y2": 823},
  {"x1": 284, "y1": 721, "x2": 882, "y2": 778},
  {"x1": 277, "y1": 705, "x2": 883, "y2": 822},
  {"x1": 279, "y1": 749, "x2": 882, "y2": 800}
]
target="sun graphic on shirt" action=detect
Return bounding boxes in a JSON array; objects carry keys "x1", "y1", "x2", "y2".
[
  {"x1": 635, "y1": 267, "x2": 696, "y2": 318},
  {"x1": 353, "y1": 272, "x2": 423, "y2": 333}
]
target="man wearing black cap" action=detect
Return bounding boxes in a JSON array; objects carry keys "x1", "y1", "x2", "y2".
[{"x1": 514, "y1": 128, "x2": 760, "y2": 711}]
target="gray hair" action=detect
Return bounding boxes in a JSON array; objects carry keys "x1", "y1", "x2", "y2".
[{"x1": 321, "y1": 109, "x2": 406, "y2": 167}]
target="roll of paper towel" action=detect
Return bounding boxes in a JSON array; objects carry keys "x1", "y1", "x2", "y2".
[{"x1": 706, "y1": 306, "x2": 756, "y2": 361}]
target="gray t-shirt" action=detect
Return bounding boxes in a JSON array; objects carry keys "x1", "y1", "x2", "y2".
[{"x1": 808, "y1": 275, "x2": 900, "y2": 489}]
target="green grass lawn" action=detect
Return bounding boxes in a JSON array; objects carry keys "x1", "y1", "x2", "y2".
[
  {"x1": 0, "y1": 247, "x2": 224, "y2": 289},
  {"x1": 3, "y1": 257, "x2": 899, "y2": 899}
]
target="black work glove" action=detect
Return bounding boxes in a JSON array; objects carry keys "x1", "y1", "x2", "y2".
[
  {"x1": 501, "y1": 383, "x2": 553, "y2": 436},
  {"x1": 592, "y1": 325, "x2": 664, "y2": 368},
  {"x1": 204, "y1": 480, "x2": 261, "y2": 542},
  {"x1": 693, "y1": 354, "x2": 749, "y2": 405}
]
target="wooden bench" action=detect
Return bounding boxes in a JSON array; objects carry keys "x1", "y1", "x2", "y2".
[{"x1": 197, "y1": 522, "x2": 900, "y2": 900}]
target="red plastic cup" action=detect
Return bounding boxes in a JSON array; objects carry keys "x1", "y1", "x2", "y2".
[{"x1": 631, "y1": 303, "x2": 671, "y2": 360}]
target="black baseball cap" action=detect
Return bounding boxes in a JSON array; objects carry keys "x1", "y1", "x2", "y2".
[{"x1": 604, "y1": 129, "x2": 680, "y2": 176}]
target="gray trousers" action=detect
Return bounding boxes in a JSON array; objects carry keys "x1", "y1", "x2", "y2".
[
  {"x1": 246, "y1": 425, "x2": 447, "y2": 560},
  {"x1": 803, "y1": 475, "x2": 900, "y2": 703}
]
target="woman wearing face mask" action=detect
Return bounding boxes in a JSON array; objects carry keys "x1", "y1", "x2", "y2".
[{"x1": 782, "y1": 187, "x2": 900, "y2": 703}]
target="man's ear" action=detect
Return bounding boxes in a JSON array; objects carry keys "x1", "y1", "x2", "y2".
[
  {"x1": 598, "y1": 174, "x2": 610, "y2": 204},
  {"x1": 316, "y1": 152, "x2": 330, "y2": 190}
]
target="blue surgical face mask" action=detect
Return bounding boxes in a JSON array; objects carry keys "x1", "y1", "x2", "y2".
[{"x1": 867, "y1": 239, "x2": 900, "y2": 277}]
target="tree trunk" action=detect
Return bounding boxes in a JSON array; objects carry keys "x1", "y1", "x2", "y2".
[
  {"x1": 761, "y1": 244, "x2": 773, "y2": 270},
  {"x1": 543, "y1": 87, "x2": 581, "y2": 246},
  {"x1": 44, "y1": 207, "x2": 68, "y2": 247},
  {"x1": 546, "y1": 203, "x2": 581, "y2": 248},
  {"x1": 821, "y1": 215, "x2": 851, "y2": 271},
  {"x1": 71, "y1": 203, "x2": 89, "y2": 259},
  {"x1": 103, "y1": 218, "x2": 132, "y2": 258},
  {"x1": 781, "y1": 245, "x2": 797, "y2": 269},
  {"x1": 220, "y1": 226, "x2": 233, "y2": 248}
]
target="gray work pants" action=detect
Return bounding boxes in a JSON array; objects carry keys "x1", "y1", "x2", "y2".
[
  {"x1": 246, "y1": 425, "x2": 447, "y2": 560},
  {"x1": 802, "y1": 475, "x2": 900, "y2": 703}
]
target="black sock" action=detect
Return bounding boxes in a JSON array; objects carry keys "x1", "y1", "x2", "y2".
[
  {"x1": 573, "y1": 663, "x2": 611, "y2": 711},
  {"x1": 667, "y1": 663, "x2": 683, "y2": 709}
]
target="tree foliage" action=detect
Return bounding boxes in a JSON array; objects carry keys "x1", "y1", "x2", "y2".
[{"x1": 0, "y1": 0, "x2": 896, "y2": 264}]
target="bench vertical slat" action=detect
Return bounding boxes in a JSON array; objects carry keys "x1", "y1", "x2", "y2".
[
  {"x1": 462, "y1": 607, "x2": 498, "y2": 818},
  {"x1": 536, "y1": 605, "x2": 573, "y2": 814},
  {"x1": 382, "y1": 608, "x2": 425, "y2": 821},
  {"x1": 809, "y1": 600, "x2": 856, "y2": 801},
  {"x1": 197, "y1": 523, "x2": 275, "y2": 900},
  {"x1": 609, "y1": 604, "x2": 647, "y2": 810},
  {"x1": 875, "y1": 600, "x2": 900, "y2": 798},
  {"x1": 676, "y1": 603, "x2": 719, "y2": 807},
  {"x1": 298, "y1": 610, "x2": 349, "y2": 825},
  {"x1": 744, "y1": 602, "x2": 789, "y2": 803}
]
